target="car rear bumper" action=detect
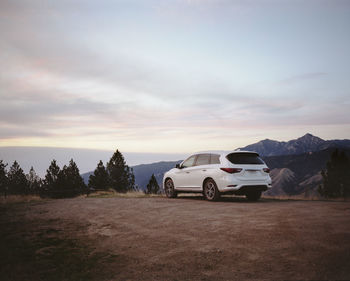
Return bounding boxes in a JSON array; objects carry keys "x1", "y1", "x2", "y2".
[{"x1": 219, "y1": 183, "x2": 272, "y2": 193}]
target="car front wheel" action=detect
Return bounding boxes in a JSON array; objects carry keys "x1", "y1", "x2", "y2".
[
  {"x1": 203, "y1": 179, "x2": 220, "y2": 201},
  {"x1": 164, "y1": 179, "x2": 177, "y2": 198}
]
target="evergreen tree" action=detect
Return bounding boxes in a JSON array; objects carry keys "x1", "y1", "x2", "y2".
[
  {"x1": 0, "y1": 160, "x2": 8, "y2": 196},
  {"x1": 88, "y1": 160, "x2": 109, "y2": 190},
  {"x1": 107, "y1": 150, "x2": 135, "y2": 192},
  {"x1": 319, "y1": 149, "x2": 350, "y2": 198},
  {"x1": 145, "y1": 174, "x2": 160, "y2": 194},
  {"x1": 58, "y1": 159, "x2": 86, "y2": 198},
  {"x1": 7, "y1": 161, "x2": 29, "y2": 194},
  {"x1": 26, "y1": 167, "x2": 42, "y2": 194},
  {"x1": 43, "y1": 160, "x2": 61, "y2": 197}
]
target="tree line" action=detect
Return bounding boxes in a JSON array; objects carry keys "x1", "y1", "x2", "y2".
[{"x1": 0, "y1": 149, "x2": 161, "y2": 198}]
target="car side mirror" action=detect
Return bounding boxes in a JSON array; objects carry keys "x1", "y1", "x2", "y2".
[{"x1": 176, "y1": 163, "x2": 181, "y2": 169}]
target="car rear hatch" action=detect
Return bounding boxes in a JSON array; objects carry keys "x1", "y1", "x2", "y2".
[{"x1": 226, "y1": 152, "x2": 268, "y2": 181}]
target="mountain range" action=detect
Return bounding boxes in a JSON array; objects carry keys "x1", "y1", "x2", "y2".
[
  {"x1": 239, "y1": 133, "x2": 350, "y2": 156},
  {"x1": 82, "y1": 133, "x2": 350, "y2": 197}
]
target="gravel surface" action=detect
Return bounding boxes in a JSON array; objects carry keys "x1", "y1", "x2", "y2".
[{"x1": 2, "y1": 196, "x2": 350, "y2": 280}]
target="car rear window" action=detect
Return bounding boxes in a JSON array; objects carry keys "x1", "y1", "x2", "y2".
[
  {"x1": 226, "y1": 153, "x2": 264, "y2": 164},
  {"x1": 210, "y1": 154, "x2": 220, "y2": 164}
]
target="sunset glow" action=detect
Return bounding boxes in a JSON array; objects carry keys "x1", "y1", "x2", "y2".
[{"x1": 1, "y1": 0, "x2": 350, "y2": 153}]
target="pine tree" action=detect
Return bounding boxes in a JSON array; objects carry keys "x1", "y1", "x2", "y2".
[
  {"x1": 145, "y1": 174, "x2": 160, "y2": 194},
  {"x1": 7, "y1": 161, "x2": 29, "y2": 194},
  {"x1": 26, "y1": 167, "x2": 42, "y2": 194},
  {"x1": 58, "y1": 159, "x2": 86, "y2": 198},
  {"x1": 43, "y1": 160, "x2": 61, "y2": 197},
  {"x1": 0, "y1": 160, "x2": 8, "y2": 196},
  {"x1": 107, "y1": 150, "x2": 135, "y2": 192},
  {"x1": 88, "y1": 160, "x2": 109, "y2": 190},
  {"x1": 319, "y1": 149, "x2": 350, "y2": 198}
]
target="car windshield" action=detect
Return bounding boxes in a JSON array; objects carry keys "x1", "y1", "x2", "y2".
[
  {"x1": 226, "y1": 152, "x2": 264, "y2": 164},
  {"x1": 182, "y1": 155, "x2": 196, "y2": 168}
]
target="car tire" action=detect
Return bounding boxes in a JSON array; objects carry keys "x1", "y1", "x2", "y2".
[
  {"x1": 164, "y1": 178, "x2": 177, "y2": 198},
  {"x1": 246, "y1": 191, "x2": 261, "y2": 201},
  {"x1": 203, "y1": 179, "x2": 220, "y2": 201}
]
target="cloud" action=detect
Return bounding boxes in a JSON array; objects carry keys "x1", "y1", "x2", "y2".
[
  {"x1": 279, "y1": 72, "x2": 328, "y2": 84},
  {"x1": 0, "y1": 0, "x2": 349, "y2": 151}
]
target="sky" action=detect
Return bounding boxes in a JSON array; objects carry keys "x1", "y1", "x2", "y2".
[{"x1": 1, "y1": 0, "x2": 350, "y2": 154}]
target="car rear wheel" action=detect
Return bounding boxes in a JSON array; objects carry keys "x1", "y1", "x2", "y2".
[
  {"x1": 203, "y1": 179, "x2": 220, "y2": 201},
  {"x1": 164, "y1": 178, "x2": 177, "y2": 198},
  {"x1": 246, "y1": 191, "x2": 261, "y2": 201}
]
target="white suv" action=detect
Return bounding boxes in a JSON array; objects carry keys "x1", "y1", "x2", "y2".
[{"x1": 163, "y1": 150, "x2": 272, "y2": 201}]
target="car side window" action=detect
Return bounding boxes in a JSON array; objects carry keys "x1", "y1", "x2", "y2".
[
  {"x1": 195, "y1": 154, "x2": 210, "y2": 166},
  {"x1": 210, "y1": 154, "x2": 220, "y2": 164},
  {"x1": 181, "y1": 155, "x2": 197, "y2": 168}
]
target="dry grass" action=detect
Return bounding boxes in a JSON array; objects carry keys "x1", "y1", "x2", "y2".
[
  {"x1": 87, "y1": 189, "x2": 163, "y2": 198},
  {"x1": 262, "y1": 194, "x2": 320, "y2": 201},
  {"x1": 88, "y1": 189, "x2": 348, "y2": 201},
  {"x1": 0, "y1": 191, "x2": 163, "y2": 203},
  {"x1": 1, "y1": 191, "x2": 346, "y2": 203},
  {"x1": 0, "y1": 195, "x2": 43, "y2": 204}
]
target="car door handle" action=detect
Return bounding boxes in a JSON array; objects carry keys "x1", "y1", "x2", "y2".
[
  {"x1": 186, "y1": 171, "x2": 190, "y2": 174},
  {"x1": 202, "y1": 169, "x2": 206, "y2": 171}
]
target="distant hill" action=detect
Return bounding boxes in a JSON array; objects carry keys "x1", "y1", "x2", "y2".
[
  {"x1": 132, "y1": 160, "x2": 182, "y2": 190},
  {"x1": 240, "y1": 133, "x2": 350, "y2": 156},
  {"x1": 81, "y1": 160, "x2": 182, "y2": 190},
  {"x1": 263, "y1": 147, "x2": 350, "y2": 196},
  {"x1": 81, "y1": 171, "x2": 93, "y2": 185}
]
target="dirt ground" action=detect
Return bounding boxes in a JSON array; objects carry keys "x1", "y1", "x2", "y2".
[{"x1": 1, "y1": 196, "x2": 350, "y2": 280}]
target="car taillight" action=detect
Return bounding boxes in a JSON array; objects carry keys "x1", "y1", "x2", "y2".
[
  {"x1": 220, "y1": 168, "x2": 242, "y2": 174},
  {"x1": 263, "y1": 168, "x2": 270, "y2": 173}
]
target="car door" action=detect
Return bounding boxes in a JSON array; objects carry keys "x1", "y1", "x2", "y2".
[
  {"x1": 189, "y1": 154, "x2": 211, "y2": 190},
  {"x1": 174, "y1": 155, "x2": 197, "y2": 189}
]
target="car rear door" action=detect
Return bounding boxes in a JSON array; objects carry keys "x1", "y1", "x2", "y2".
[{"x1": 188, "y1": 154, "x2": 211, "y2": 190}]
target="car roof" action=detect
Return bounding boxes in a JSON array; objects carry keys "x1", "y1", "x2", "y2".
[{"x1": 192, "y1": 150, "x2": 259, "y2": 156}]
